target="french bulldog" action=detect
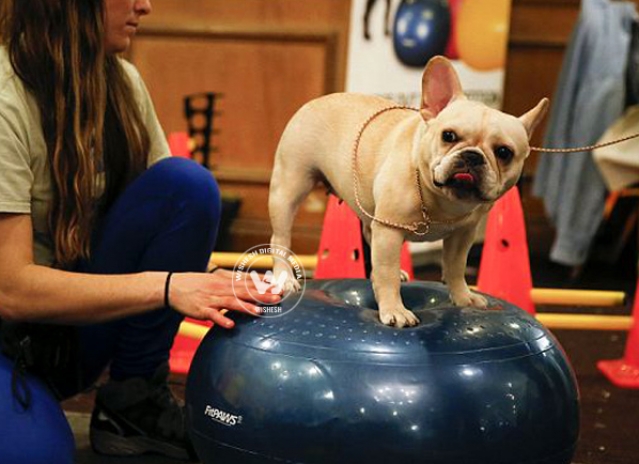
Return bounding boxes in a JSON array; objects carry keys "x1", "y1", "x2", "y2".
[{"x1": 268, "y1": 56, "x2": 548, "y2": 328}]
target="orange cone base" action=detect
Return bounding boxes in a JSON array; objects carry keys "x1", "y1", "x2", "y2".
[
  {"x1": 598, "y1": 276, "x2": 639, "y2": 389},
  {"x1": 597, "y1": 360, "x2": 639, "y2": 389}
]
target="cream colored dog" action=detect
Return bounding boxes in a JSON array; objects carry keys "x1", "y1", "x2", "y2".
[{"x1": 269, "y1": 56, "x2": 548, "y2": 328}]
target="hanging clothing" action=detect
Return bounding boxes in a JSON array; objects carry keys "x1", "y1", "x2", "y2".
[
  {"x1": 533, "y1": 0, "x2": 637, "y2": 266},
  {"x1": 593, "y1": 104, "x2": 639, "y2": 191}
]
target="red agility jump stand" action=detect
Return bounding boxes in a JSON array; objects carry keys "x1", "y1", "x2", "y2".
[
  {"x1": 598, "y1": 280, "x2": 639, "y2": 389},
  {"x1": 314, "y1": 195, "x2": 414, "y2": 279},
  {"x1": 477, "y1": 187, "x2": 536, "y2": 315}
]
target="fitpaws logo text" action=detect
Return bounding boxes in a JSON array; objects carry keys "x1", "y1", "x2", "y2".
[
  {"x1": 232, "y1": 244, "x2": 306, "y2": 318},
  {"x1": 204, "y1": 405, "x2": 242, "y2": 427}
]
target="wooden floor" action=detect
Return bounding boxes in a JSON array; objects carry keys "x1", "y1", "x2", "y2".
[{"x1": 556, "y1": 330, "x2": 639, "y2": 464}]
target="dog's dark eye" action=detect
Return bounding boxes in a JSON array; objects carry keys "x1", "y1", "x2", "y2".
[
  {"x1": 442, "y1": 130, "x2": 458, "y2": 143},
  {"x1": 495, "y1": 146, "x2": 514, "y2": 162}
]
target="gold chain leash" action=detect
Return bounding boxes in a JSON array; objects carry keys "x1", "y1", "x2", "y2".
[
  {"x1": 530, "y1": 132, "x2": 639, "y2": 153},
  {"x1": 351, "y1": 106, "x2": 470, "y2": 236}
]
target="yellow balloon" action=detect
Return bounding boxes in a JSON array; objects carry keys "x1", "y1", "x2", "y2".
[{"x1": 456, "y1": 0, "x2": 511, "y2": 71}]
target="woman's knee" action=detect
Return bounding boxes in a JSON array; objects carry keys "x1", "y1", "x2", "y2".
[{"x1": 150, "y1": 157, "x2": 221, "y2": 224}]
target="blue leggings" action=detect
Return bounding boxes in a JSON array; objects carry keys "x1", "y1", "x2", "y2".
[
  {"x1": 75, "y1": 156, "x2": 220, "y2": 388},
  {"x1": 0, "y1": 157, "x2": 221, "y2": 463}
]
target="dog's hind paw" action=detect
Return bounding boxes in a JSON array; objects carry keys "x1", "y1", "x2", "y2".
[{"x1": 379, "y1": 306, "x2": 420, "y2": 328}]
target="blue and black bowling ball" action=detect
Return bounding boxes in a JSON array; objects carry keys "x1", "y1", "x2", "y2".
[{"x1": 186, "y1": 279, "x2": 579, "y2": 464}]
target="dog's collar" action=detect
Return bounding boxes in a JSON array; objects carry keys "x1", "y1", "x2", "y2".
[{"x1": 353, "y1": 106, "x2": 472, "y2": 236}]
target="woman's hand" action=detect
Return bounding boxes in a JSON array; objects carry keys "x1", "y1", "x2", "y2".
[{"x1": 168, "y1": 270, "x2": 282, "y2": 329}]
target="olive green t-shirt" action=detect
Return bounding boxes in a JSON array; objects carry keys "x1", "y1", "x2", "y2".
[{"x1": 0, "y1": 48, "x2": 170, "y2": 266}]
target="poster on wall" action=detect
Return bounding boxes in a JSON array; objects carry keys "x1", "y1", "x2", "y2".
[
  {"x1": 345, "y1": 0, "x2": 513, "y2": 263},
  {"x1": 346, "y1": 0, "x2": 512, "y2": 107}
]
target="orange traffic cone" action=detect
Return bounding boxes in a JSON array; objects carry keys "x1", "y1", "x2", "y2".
[
  {"x1": 477, "y1": 187, "x2": 535, "y2": 315},
  {"x1": 314, "y1": 195, "x2": 367, "y2": 278},
  {"x1": 167, "y1": 133, "x2": 208, "y2": 373},
  {"x1": 169, "y1": 320, "x2": 211, "y2": 375},
  {"x1": 314, "y1": 195, "x2": 414, "y2": 279},
  {"x1": 168, "y1": 132, "x2": 192, "y2": 158},
  {"x1": 400, "y1": 242, "x2": 416, "y2": 281},
  {"x1": 598, "y1": 280, "x2": 639, "y2": 388}
]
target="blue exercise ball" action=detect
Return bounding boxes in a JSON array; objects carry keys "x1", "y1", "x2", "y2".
[
  {"x1": 186, "y1": 279, "x2": 579, "y2": 464},
  {"x1": 393, "y1": 0, "x2": 451, "y2": 68}
]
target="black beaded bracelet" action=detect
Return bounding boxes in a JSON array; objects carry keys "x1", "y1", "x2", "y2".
[{"x1": 164, "y1": 272, "x2": 174, "y2": 308}]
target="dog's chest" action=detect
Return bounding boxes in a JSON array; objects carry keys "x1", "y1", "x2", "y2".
[{"x1": 405, "y1": 223, "x2": 462, "y2": 242}]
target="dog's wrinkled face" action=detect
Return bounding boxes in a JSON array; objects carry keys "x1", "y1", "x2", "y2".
[
  {"x1": 425, "y1": 100, "x2": 531, "y2": 203},
  {"x1": 417, "y1": 56, "x2": 548, "y2": 206}
]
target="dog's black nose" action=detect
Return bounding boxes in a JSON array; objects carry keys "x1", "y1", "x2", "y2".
[{"x1": 461, "y1": 150, "x2": 485, "y2": 167}]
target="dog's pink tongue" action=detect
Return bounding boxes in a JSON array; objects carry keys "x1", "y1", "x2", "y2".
[{"x1": 453, "y1": 173, "x2": 475, "y2": 184}]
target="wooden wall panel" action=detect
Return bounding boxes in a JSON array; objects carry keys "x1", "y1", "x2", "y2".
[
  {"x1": 130, "y1": 0, "x2": 351, "y2": 254},
  {"x1": 144, "y1": 1, "x2": 350, "y2": 31},
  {"x1": 132, "y1": 31, "x2": 334, "y2": 172},
  {"x1": 509, "y1": 0, "x2": 578, "y2": 47}
]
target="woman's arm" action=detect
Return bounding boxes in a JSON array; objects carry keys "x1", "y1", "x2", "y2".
[{"x1": 0, "y1": 213, "x2": 272, "y2": 327}]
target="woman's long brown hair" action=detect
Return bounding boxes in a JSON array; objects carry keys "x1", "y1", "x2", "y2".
[{"x1": 0, "y1": 0, "x2": 150, "y2": 268}]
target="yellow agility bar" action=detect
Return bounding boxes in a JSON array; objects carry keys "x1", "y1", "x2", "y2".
[
  {"x1": 210, "y1": 252, "x2": 318, "y2": 270},
  {"x1": 210, "y1": 252, "x2": 626, "y2": 307},
  {"x1": 531, "y1": 288, "x2": 625, "y2": 307},
  {"x1": 536, "y1": 314, "x2": 633, "y2": 331}
]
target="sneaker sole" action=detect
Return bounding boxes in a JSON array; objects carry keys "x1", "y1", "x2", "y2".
[{"x1": 90, "y1": 428, "x2": 192, "y2": 460}]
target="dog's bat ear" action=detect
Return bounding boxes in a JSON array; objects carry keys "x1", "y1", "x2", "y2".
[
  {"x1": 420, "y1": 56, "x2": 466, "y2": 121},
  {"x1": 519, "y1": 98, "x2": 550, "y2": 140}
]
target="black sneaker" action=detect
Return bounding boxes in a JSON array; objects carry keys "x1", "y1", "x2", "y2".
[{"x1": 89, "y1": 363, "x2": 198, "y2": 461}]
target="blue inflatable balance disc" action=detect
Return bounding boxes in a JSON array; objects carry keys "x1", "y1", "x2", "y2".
[{"x1": 186, "y1": 280, "x2": 579, "y2": 464}]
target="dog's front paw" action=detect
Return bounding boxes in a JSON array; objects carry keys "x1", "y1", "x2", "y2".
[
  {"x1": 379, "y1": 305, "x2": 420, "y2": 328},
  {"x1": 450, "y1": 290, "x2": 488, "y2": 308},
  {"x1": 280, "y1": 276, "x2": 301, "y2": 296}
]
